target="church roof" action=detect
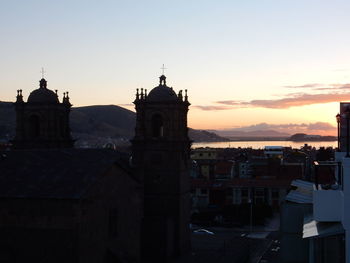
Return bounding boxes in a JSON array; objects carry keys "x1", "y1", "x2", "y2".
[
  {"x1": 0, "y1": 149, "x2": 132, "y2": 199},
  {"x1": 27, "y1": 78, "x2": 59, "y2": 103},
  {"x1": 147, "y1": 75, "x2": 178, "y2": 102}
]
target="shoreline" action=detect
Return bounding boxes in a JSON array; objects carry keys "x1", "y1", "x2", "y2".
[{"x1": 196, "y1": 139, "x2": 337, "y2": 143}]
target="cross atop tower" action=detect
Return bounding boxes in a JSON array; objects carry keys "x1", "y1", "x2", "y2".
[
  {"x1": 160, "y1": 64, "x2": 167, "y2": 75},
  {"x1": 41, "y1": 67, "x2": 46, "y2": 79}
]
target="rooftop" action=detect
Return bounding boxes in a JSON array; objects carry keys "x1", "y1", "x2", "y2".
[{"x1": 0, "y1": 149, "x2": 131, "y2": 199}]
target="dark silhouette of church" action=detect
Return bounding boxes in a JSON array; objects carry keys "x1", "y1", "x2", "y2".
[
  {"x1": 132, "y1": 74, "x2": 191, "y2": 260},
  {"x1": 0, "y1": 75, "x2": 191, "y2": 262},
  {"x1": 12, "y1": 78, "x2": 74, "y2": 149}
]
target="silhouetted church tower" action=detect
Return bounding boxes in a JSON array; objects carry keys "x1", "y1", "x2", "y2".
[
  {"x1": 132, "y1": 75, "x2": 191, "y2": 261},
  {"x1": 12, "y1": 78, "x2": 74, "y2": 149}
]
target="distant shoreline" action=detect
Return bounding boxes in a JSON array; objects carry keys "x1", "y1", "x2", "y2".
[
  {"x1": 218, "y1": 138, "x2": 337, "y2": 142},
  {"x1": 222, "y1": 136, "x2": 336, "y2": 142},
  {"x1": 193, "y1": 138, "x2": 337, "y2": 143},
  {"x1": 192, "y1": 140, "x2": 337, "y2": 149}
]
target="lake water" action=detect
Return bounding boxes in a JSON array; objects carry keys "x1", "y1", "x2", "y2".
[{"x1": 192, "y1": 140, "x2": 337, "y2": 149}]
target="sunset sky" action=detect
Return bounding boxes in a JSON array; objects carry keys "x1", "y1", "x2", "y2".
[{"x1": 1, "y1": 0, "x2": 350, "y2": 135}]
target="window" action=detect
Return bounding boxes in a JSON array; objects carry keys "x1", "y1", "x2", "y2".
[
  {"x1": 108, "y1": 208, "x2": 118, "y2": 238},
  {"x1": 233, "y1": 188, "x2": 241, "y2": 204},
  {"x1": 152, "y1": 114, "x2": 163, "y2": 138},
  {"x1": 200, "y1": 188, "x2": 207, "y2": 195},
  {"x1": 29, "y1": 115, "x2": 40, "y2": 137},
  {"x1": 272, "y1": 189, "x2": 279, "y2": 199},
  {"x1": 255, "y1": 188, "x2": 265, "y2": 204},
  {"x1": 226, "y1": 188, "x2": 233, "y2": 196},
  {"x1": 255, "y1": 189, "x2": 264, "y2": 196}
]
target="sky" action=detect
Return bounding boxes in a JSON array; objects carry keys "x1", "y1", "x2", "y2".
[{"x1": 1, "y1": 0, "x2": 350, "y2": 135}]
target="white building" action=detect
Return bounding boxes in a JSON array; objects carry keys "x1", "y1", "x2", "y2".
[
  {"x1": 264, "y1": 146, "x2": 284, "y2": 158},
  {"x1": 304, "y1": 152, "x2": 346, "y2": 262}
]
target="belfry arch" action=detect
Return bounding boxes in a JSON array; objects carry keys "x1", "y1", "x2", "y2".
[{"x1": 151, "y1": 113, "x2": 164, "y2": 138}]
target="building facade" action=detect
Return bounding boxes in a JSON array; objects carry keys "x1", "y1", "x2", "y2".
[
  {"x1": 190, "y1": 148, "x2": 303, "y2": 211},
  {"x1": 131, "y1": 75, "x2": 191, "y2": 261},
  {"x1": 12, "y1": 78, "x2": 73, "y2": 149}
]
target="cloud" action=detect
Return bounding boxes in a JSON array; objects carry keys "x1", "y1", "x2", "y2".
[
  {"x1": 191, "y1": 83, "x2": 350, "y2": 111},
  {"x1": 216, "y1": 100, "x2": 249, "y2": 106},
  {"x1": 307, "y1": 122, "x2": 335, "y2": 131},
  {"x1": 192, "y1": 105, "x2": 232, "y2": 111},
  {"x1": 314, "y1": 84, "x2": 350, "y2": 91},
  {"x1": 228, "y1": 122, "x2": 335, "y2": 132},
  {"x1": 216, "y1": 91, "x2": 350, "y2": 109},
  {"x1": 220, "y1": 122, "x2": 336, "y2": 136},
  {"x1": 284, "y1": 82, "x2": 350, "y2": 92},
  {"x1": 331, "y1": 84, "x2": 350, "y2": 88},
  {"x1": 284, "y1": 83, "x2": 323, "y2": 89}
]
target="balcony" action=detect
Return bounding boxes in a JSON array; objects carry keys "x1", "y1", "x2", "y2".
[
  {"x1": 313, "y1": 161, "x2": 344, "y2": 222},
  {"x1": 313, "y1": 187, "x2": 343, "y2": 222}
]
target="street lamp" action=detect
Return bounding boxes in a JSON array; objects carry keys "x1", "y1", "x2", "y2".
[
  {"x1": 344, "y1": 107, "x2": 350, "y2": 157},
  {"x1": 336, "y1": 113, "x2": 341, "y2": 151}
]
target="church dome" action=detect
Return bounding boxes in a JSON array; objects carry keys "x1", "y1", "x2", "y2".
[
  {"x1": 27, "y1": 79, "x2": 59, "y2": 103},
  {"x1": 147, "y1": 75, "x2": 178, "y2": 102}
]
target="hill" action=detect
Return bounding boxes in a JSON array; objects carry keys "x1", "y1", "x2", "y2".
[
  {"x1": 188, "y1": 129, "x2": 229, "y2": 142},
  {"x1": 71, "y1": 105, "x2": 136, "y2": 138},
  {"x1": 212, "y1": 129, "x2": 290, "y2": 139},
  {"x1": 0, "y1": 102, "x2": 15, "y2": 140},
  {"x1": 0, "y1": 102, "x2": 227, "y2": 144},
  {"x1": 289, "y1": 133, "x2": 336, "y2": 142}
]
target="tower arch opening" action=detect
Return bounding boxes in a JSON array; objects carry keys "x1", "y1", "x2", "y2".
[
  {"x1": 28, "y1": 115, "x2": 40, "y2": 138},
  {"x1": 151, "y1": 114, "x2": 164, "y2": 138}
]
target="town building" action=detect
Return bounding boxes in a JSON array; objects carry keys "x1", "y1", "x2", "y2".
[
  {"x1": 190, "y1": 147, "x2": 305, "y2": 212},
  {"x1": 264, "y1": 146, "x2": 284, "y2": 158},
  {"x1": 280, "y1": 103, "x2": 349, "y2": 263},
  {"x1": 280, "y1": 179, "x2": 313, "y2": 263}
]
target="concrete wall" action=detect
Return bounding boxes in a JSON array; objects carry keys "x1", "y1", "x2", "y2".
[{"x1": 280, "y1": 202, "x2": 312, "y2": 263}]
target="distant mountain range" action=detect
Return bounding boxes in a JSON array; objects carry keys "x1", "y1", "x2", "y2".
[
  {"x1": 0, "y1": 102, "x2": 227, "y2": 144},
  {"x1": 210, "y1": 129, "x2": 290, "y2": 139}
]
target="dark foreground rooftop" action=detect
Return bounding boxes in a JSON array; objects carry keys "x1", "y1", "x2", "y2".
[{"x1": 0, "y1": 149, "x2": 131, "y2": 199}]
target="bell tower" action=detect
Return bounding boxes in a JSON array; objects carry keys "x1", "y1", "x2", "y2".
[
  {"x1": 12, "y1": 78, "x2": 74, "y2": 149},
  {"x1": 132, "y1": 75, "x2": 191, "y2": 261}
]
